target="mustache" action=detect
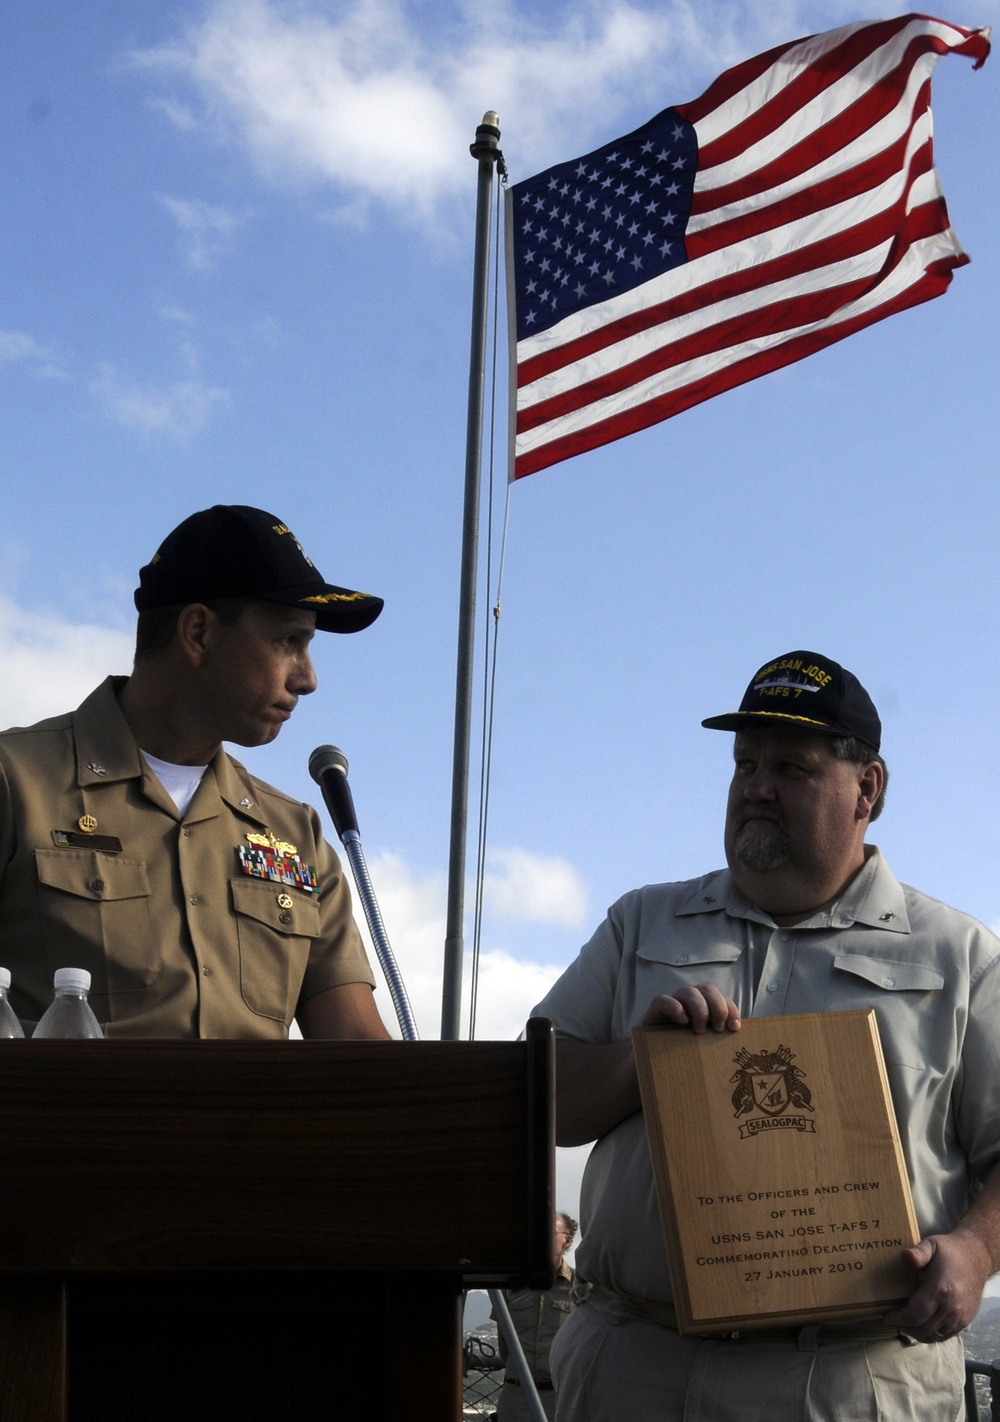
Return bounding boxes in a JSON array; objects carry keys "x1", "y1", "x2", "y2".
[{"x1": 735, "y1": 809, "x2": 787, "y2": 831}]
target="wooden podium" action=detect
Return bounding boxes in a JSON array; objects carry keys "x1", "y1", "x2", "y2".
[{"x1": 0, "y1": 1020, "x2": 554, "y2": 1421}]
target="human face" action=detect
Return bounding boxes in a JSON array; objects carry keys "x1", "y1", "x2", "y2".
[
  {"x1": 724, "y1": 727, "x2": 879, "y2": 920},
  {"x1": 200, "y1": 601, "x2": 318, "y2": 748},
  {"x1": 554, "y1": 1216, "x2": 573, "y2": 1267}
]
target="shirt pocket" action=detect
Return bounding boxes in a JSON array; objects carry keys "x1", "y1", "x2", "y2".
[
  {"x1": 35, "y1": 848, "x2": 157, "y2": 993},
  {"x1": 635, "y1": 940, "x2": 743, "y2": 1001},
  {"x1": 230, "y1": 878, "x2": 321, "y2": 1023},
  {"x1": 831, "y1": 953, "x2": 944, "y2": 1069}
]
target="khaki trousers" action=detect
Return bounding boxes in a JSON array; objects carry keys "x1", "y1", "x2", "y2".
[{"x1": 550, "y1": 1299, "x2": 965, "y2": 1422}]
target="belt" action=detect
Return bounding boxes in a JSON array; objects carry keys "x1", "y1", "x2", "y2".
[
  {"x1": 588, "y1": 1284, "x2": 681, "y2": 1330},
  {"x1": 505, "y1": 1378, "x2": 554, "y2": 1390},
  {"x1": 586, "y1": 1284, "x2": 903, "y2": 1345}
]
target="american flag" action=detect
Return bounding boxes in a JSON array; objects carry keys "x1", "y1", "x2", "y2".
[{"x1": 507, "y1": 15, "x2": 990, "y2": 480}]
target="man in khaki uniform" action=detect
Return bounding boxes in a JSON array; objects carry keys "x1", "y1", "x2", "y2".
[
  {"x1": 535, "y1": 651, "x2": 1000, "y2": 1422},
  {"x1": 0, "y1": 504, "x2": 391, "y2": 1040},
  {"x1": 494, "y1": 1213, "x2": 584, "y2": 1421}
]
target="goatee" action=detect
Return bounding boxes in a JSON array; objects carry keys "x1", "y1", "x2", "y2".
[{"x1": 730, "y1": 818, "x2": 790, "y2": 872}]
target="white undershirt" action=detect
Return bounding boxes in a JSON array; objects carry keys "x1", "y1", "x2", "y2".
[{"x1": 141, "y1": 751, "x2": 208, "y2": 817}]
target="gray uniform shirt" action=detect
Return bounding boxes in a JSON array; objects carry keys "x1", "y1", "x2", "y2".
[{"x1": 532, "y1": 850, "x2": 1000, "y2": 1304}]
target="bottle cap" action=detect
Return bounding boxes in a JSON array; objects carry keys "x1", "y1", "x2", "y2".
[
  {"x1": 0, "y1": 968, "x2": 10, "y2": 990},
  {"x1": 53, "y1": 967, "x2": 92, "y2": 993}
]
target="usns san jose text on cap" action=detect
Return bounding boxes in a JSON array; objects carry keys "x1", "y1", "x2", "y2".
[
  {"x1": 134, "y1": 505, "x2": 383, "y2": 634},
  {"x1": 701, "y1": 651, "x2": 881, "y2": 751}
]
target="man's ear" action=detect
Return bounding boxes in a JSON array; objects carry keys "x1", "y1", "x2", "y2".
[
  {"x1": 175, "y1": 604, "x2": 215, "y2": 668},
  {"x1": 856, "y1": 760, "x2": 884, "y2": 820}
]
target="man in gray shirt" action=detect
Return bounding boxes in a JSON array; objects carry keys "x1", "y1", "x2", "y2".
[{"x1": 535, "y1": 650, "x2": 1000, "y2": 1422}]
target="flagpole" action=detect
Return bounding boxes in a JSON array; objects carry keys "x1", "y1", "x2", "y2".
[{"x1": 441, "y1": 112, "x2": 503, "y2": 1041}]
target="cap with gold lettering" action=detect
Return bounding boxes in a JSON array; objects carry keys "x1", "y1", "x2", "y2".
[
  {"x1": 701, "y1": 650, "x2": 881, "y2": 751},
  {"x1": 134, "y1": 505, "x2": 382, "y2": 633}
]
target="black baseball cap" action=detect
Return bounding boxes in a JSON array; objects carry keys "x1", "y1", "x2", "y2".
[
  {"x1": 701, "y1": 651, "x2": 881, "y2": 751},
  {"x1": 134, "y1": 505, "x2": 383, "y2": 634}
]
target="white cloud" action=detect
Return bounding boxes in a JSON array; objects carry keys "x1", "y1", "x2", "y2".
[
  {"x1": 0, "y1": 328, "x2": 69, "y2": 381},
  {"x1": 131, "y1": 0, "x2": 729, "y2": 217},
  {"x1": 154, "y1": 299, "x2": 197, "y2": 325},
  {"x1": 0, "y1": 598, "x2": 133, "y2": 729},
  {"x1": 316, "y1": 197, "x2": 372, "y2": 232},
  {"x1": 484, "y1": 846, "x2": 589, "y2": 928},
  {"x1": 159, "y1": 195, "x2": 248, "y2": 270},
  {"x1": 463, "y1": 946, "x2": 570, "y2": 1041},
  {"x1": 91, "y1": 362, "x2": 230, "y2": 440},
  {"x1": 150, "y1": 95, "x2": 200, "y2": 131},
  {"x1": 0, "y1": 331, "x2": 50, "y2": 363},
  {"x1": 351, "y1": 849, "x2": 576, "y2": 1040},
  {"x1": 132, "y1": 0, "x2": 884, "y2": 222}
]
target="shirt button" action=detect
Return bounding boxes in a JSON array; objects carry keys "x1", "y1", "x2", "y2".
[
  {"x1": 675, "y1": 954, "x2": 689, "y2": 965},
  {"x1": 778, "y1": 932, "x2": 789, "y2": 941},
  {"x1": 765, "y1": 982, "x2": 779, "y2": 993},
  {"x1": 91, "y1": 878, "x2": 105, "y2": 893},
  {"x1": 202, "y1": 966, "x2": 212, "y2": 977},
  {"x1": 190, "y1": 895, "x2": 199, "y2": 906},
  {"x1": 882, "y1": 976, "x2": 895, "y2": 988},
  {"x1": 182, "y1": 829, "x2": 191, "y2": 838},
  {"x1": 279, "y1": 911, "x2": 292, "y2": 925}
]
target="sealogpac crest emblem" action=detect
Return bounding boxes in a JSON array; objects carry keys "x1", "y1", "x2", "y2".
[{"x1": 730, "y1": 1043, "x2": 816, "y2": 1139}]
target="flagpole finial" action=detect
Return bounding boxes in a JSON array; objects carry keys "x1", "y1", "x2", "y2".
[{"x1": 470, "y1": 112, "x2": 502, "y2": 161}]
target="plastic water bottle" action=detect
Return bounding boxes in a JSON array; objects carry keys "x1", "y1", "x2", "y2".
[
  {"x1": 32, "y1": 968, "x2": 104, "y2": 1039},
  {"x1": 0, "y1": 968, "x2": 25, "y2": 1038}
]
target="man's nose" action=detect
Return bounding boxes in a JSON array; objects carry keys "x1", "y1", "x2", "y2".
[
  {"x1": 743, "y1": 767, "x2": 776, "y2": 799},
  {"x1": 291, "y1": 653, "x2": 318, "y2": 696}
]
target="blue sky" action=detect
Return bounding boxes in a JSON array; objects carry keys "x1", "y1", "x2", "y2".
[{"x1": 3, "y1": 0, "x2": 999, "y2": 1232}]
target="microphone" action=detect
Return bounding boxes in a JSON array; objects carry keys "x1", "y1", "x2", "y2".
[
  {"x1": 308, "y1": 743, "x2": 420, "y2": 1041},
  {"x1": 308, "y1": 744, "x2": 359, "y2": 841}
]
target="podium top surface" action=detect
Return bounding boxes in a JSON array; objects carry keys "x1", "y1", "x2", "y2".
[{"x1": 0, "y1": 1033, "x2": 554, "y2": 1284}]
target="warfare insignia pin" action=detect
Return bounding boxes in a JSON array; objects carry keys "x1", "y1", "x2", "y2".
[
  {"x1": 245, "y1": 830, "x2": 299, "y2": 856},
  {"x1": 78, "y1": 815, "x2": 98, "y2": 834},
  {"x1": 277, "y1": 893, "x2": 293, "y2": 909}
]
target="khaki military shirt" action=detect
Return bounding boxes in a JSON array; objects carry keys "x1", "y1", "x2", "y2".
[
  {"x1": 533, "y1": 850, "x2": 1000, "y2": 1304},
  {"x1": 0, "y1": 678, "x2": 374, "y2": 1037},
  {"x1": 496, "y1": 1262, "x2": 576, "y2": 1387}
]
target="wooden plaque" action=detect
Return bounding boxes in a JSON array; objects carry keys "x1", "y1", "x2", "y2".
[{"x1": 632, "y1": 1011, "x2": 920, "y2": 1334}]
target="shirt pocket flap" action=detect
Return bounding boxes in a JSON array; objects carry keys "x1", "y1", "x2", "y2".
[
  {"x1": 637, "y1": 941, "x2": 743, "y2": 968},
  {"x1": 230, "y1": 878, "x2": 321, "y2": 937},
  {"x1": 833, "y1": 954, "x2": 943, "y2": 993},
  {"x1": 35, "y1": 849, "x2": 150, "y2": 901}
]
